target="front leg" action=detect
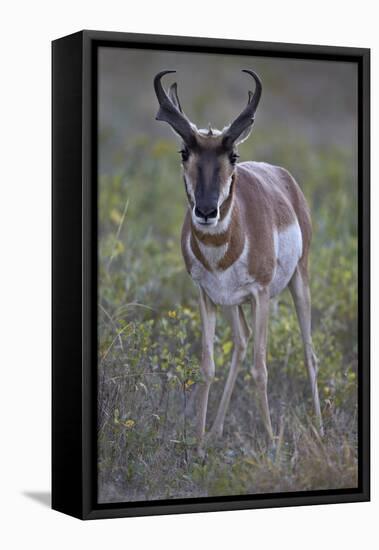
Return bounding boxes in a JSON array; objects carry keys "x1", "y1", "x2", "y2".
[
  {"x1": 251, "y1": 287, "x2": 274, "y2": 440},
  {"x1": 210, "y1": 305, "x2": 251, "y2": 438},
  {"x1": 196, "y1": 287, "x2": 216, "y2": 441}
]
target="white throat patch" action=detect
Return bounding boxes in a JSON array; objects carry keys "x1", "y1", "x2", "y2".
[{"x1": 196, "y1": 239, "x2": 228, "y2": 269}]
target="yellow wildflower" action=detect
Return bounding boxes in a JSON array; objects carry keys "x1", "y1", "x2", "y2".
[{"x1": 123, "y1": 419, "x2": 135, "y2": 429}]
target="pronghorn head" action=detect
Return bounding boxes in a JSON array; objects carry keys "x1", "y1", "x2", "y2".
[{"x1": 154, "y1": 70, "x2": 262, "y2": 227}]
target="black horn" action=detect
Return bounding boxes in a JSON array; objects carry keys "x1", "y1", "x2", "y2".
[
  {"x1": 153, "y1": 70, "x2": 196, "y2": 146},
  {"x1": 222, "y1": 69, "x2": 262, "y2": 147}
]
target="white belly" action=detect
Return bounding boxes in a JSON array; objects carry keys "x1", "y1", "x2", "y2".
[{"x1": 187, "y1": 221, "x2": 303, "y2": 306}]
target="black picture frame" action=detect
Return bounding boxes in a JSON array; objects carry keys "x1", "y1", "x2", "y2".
[{"x1": 52, "y1": 30, "x2": 370, "y2": 520}]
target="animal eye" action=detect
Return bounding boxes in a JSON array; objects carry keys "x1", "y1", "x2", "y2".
[
  {"x1": 229, "y1": 152, "x2": 240, "y2": 165},
  {"x1": 179, "y1": 148, "x2": 190, "y2": 162}
]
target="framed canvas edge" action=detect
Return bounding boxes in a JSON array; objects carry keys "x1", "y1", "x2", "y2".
[
  {"x1": 52, "y1": 30, "x2": 370, "y2": 520},
  {"x1": 52, "y1": 31, "x2": 85, "y2": 519}
]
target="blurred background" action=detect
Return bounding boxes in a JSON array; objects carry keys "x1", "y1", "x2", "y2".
[{"x1": 97, "y1": 47, "x2": 358, "y2": 503}]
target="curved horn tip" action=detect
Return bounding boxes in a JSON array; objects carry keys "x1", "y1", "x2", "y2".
[
  {"x1": 241, "y1": 69, "x2": 262, "y2": 85},
  {"x1": 242, "y1": 68, "x2": 260, "y2": 77},
  {"x1": 155, "y1": 70, "x2": 177, "y2": 79},
  {"x1": 154, "y1": 70, "x2": 179, "y2": 106},
  {"x1": 153, "y1": 71, "x2": 177, "y2": 92}
]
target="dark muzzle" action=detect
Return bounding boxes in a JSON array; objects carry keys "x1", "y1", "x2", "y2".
[{"x1": 194, "y1": 204, "x2": 218, "y2": 220}]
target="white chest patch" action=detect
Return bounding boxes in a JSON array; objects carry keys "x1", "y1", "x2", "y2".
[
  {"x1": 187, "y1": 237, "x2": 259, "y2": 306},
  {"x1": 186, "y1": 220, "x2": 303, "y2": 305},
  {"x1": 196, "y1": 240, "x2": 228, "y2": 270}
]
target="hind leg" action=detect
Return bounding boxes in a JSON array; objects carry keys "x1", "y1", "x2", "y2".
[
  {"x1": 289, "y1": 266, "x2": 323, "y2": 435},
  {"x1": 251, "y1": 288, "x2": 275, "y2": 440}
]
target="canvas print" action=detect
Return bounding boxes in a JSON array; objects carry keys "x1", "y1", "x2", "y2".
[{"x1": 97, "y1": 47, "x2": 358, "y2": 504}]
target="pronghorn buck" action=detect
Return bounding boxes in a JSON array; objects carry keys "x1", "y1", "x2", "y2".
[{"x1": 153, "y1": 69, "x2": 323, "y2": 443}]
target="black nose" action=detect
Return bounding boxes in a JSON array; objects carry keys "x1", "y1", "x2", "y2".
[{"x1": 195, "y1": 206, "x2": 218, "y2": 220}]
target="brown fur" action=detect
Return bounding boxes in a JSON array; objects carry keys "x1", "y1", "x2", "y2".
[
  {"x1": 190, "y1": 232, "x2": 211, "y2": 272},
  {"x1": 181, "y1": 211, "x2": 193, "y2": 274},
  {"x1": 192, "y1": 226, "x2": 229, "y2": 247},
  {"x1": 181, "y1": 161, "x2": 311, "y2": 286},
  {"x1": 217, "y1": 205, "x2": 244, "y2": 270}
]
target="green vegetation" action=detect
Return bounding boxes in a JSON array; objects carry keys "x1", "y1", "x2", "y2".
[{"x1": 97, "y1": 134, "x2": 358, "y2": 503}]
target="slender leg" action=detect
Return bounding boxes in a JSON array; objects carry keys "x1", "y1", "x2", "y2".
[
  {"x1": 196, "y1": 287, "x2": 216, "y2": 440},
  {"x1": 210, "y1": 306, "x2": 251, "y2": 438},
  {"x1": 251, "y1": 288, "x2": 274, "y2": 440},
  {"x1": 289, "y1": 267, "x2": 323, "y2": 435}
]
